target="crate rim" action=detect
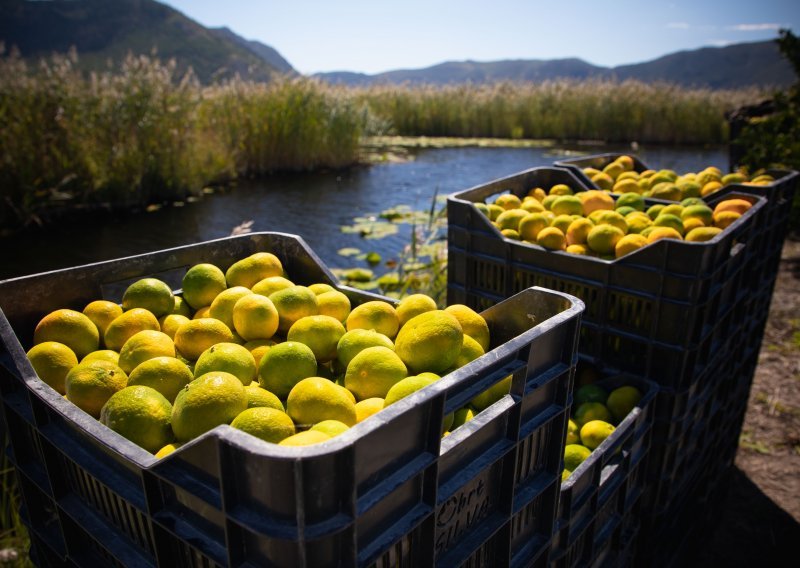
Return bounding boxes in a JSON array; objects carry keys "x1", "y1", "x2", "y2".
[{"x1": 447, "y1": 185, "x2": 767, "y2": 266}]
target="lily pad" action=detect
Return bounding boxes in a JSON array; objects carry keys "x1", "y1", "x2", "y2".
[{"x1": 337, "y1": 247, "x2": 362, "y2": 257}]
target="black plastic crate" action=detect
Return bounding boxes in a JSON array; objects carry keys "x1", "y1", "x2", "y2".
[
  {"x1": 0, "y1": 232, "x2": 584, "y2": 567},
  {"x1": 550, "y1": 376, "x2": 658, "y2": 568},
  {"x1": 447, "y1": 169, "x2": 766, "y2": 388}
]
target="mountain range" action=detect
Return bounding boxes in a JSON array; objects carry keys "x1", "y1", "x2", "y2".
[
  {"x1": 0, "y1": 0, "x2": 794, "y2": 90},
  {"x1": 315, "y1": 41, "x2": 794, "y2": 90}
]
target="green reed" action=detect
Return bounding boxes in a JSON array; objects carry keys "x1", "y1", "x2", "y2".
[{"x1": 356, "y1": 80, "x2": 765, "y2": 144}]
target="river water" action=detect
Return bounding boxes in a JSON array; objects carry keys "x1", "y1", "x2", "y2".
[{"x1": 0, "y1": 144, "x2": 728, "y2": 281}]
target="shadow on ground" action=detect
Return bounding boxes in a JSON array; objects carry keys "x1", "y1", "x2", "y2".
[{"x1": 688, "y1": 466, "x2": 800, "y2": 567}]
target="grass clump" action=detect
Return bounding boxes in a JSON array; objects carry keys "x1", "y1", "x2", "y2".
[
  {"x1": 0, "y1": 49, "x2": 370, "y2": 232},
  {"x1": 357, "y1": 79, "x2": 764, "y2": 144}
]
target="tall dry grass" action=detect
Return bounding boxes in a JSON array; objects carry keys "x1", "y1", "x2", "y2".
[
  {"x1": 0, "y1": 48, "x2": 768, "y2": 233},
  {"x1": 356, "y1": 80, "x2": 765, "y2": 144},
  {"x1": 0, "y1": 51, "x2": 368, "y2": 231}
]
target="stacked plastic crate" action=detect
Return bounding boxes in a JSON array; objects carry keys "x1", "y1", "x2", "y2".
[
  {"x1": 446, "y1": 157, "x2": 797, "y2": 566},
  {"x1": 0, "y1": 233, "x2": 584, "y2": 567}
]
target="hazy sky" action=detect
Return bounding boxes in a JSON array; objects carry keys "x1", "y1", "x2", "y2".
[{"x1": 160, "y1": 0, "x2": 797, "y2": 75}]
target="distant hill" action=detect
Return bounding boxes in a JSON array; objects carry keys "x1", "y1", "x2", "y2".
[
  {"x1": 0, "y1": 0, "x2": 295, "y2": 83},
  {"x1": 210, "y1": 26, "x2": 295, "y2": 75},
  {"x1": 316, "y1": 41, "x2": 794, "y2": 90}
]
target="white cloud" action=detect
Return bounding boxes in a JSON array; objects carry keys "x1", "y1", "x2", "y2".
[
  {"x1": 707, "y1": 39, "x2": 733, "y2": 47},
  {"x1": 728, "y1": 23, "x2": 783, "y2": 32},
  {"x1": 666, "y1": 22, "x2": 690, "y2": 29}
]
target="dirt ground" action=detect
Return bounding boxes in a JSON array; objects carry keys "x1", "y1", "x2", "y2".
[{"x1": 690, "y1": 236, "x2": 800, "y2": 566}]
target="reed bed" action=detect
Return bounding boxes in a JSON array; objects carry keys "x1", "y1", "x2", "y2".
[
  {"x1": 356, "y1": 80, "x2": 765, "y2": 144},
  {"x1": 0, "y1": 52, "x2": 368, "y2": 231},
  {"x1": 0, "y1": 49, "x2": 767, "y2": 233}
]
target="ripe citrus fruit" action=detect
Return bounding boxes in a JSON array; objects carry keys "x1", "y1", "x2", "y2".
[
  {"x1": 573, "y1": 402, "x2": 612, "y2": 426},
  {"x1": 65, "y1": 360, "x2": 129, "y2": 418},
  {"x1": 230, "y1": 407, "x2": 295, "y2": 444},
  {"x1": 575, "y1": 384, "x2": 608, "y2": 406},
  {"x1": 606, "y1": 386, "x2": 643, "y2": 423},
  {"x1": 81, "y1": 350, "x2": 120, "y2": 365},
  {"x1": 26, "y1": 341, "x2": 78, "y2": 394},
  {"x1": 355, "y1": 397, "x2": 385, "y2": 422},
  {"x1": 278, "y1": 430, "x2": 331, "y2": 447},
  {"x1": 470, "y1": 375, "x2": 511, "y2": 411},
  {"x1": 650, "y1": 182, "x2": 681, "y2": 201},
  {"x1": 158, "y1": 314, "x2": 190, "y2": 339},
  {"x1": 495, "y1": 193, "x2": 522, "y2": 210},
  {"x1": 127, "y1": 355, "x2": 193, "y2": 403},
  {"x1": 118, "y1": 330, "x2": 176, "y2": 374},
  {"x1": 34, "y1": 309, "x2": 100, "y2": 359},
  {"x1": 681, "y1": 204, "x2": 714, "y2": 225},
  {"x1": 251, "y1": 276, "x2": 295, "y2": 297},
  {"x1": 579, "y1": 190, "x2": 615, "y2": 214},
  {"x1": 565, "y1": 218, "x2": 594, "y2": 246},
  {"x1": 244, "y1": 383, "x2": 284, "y2": 411},
  {"x1": 344, "y1": 346, "x2": 408, "y2": 400},
  {"x1": 225, "y1": 252, "x2": 283, "y2": 289},
  {"x1": 615, "y1": 234, "x2": 648, "y2": 258},
  {"x1": 286, "y1": 377, "x2": 357, "y2": 427},
  {"x1": 173, "y1": 318, "x2": 235, "y2": 361},
  {"x1": 82, "y1": 300, "x2": 123, "y2": 341},
  {"x1": 208, "y1": 286, "x2": 253, "y2": 330},
  {"x1": 309, "y1": 419, "x2": 350, "y2": 437},
  {"x1": 580, "y1": 420, "x2": 615, "y2": 450},
  {"x1": 713, "y1": 211, "x2": 741, "y2": 229},
  {"x1": 518, "y1": 212, "x2": 549, "y2": 242},
  {"x1": 316, "y1": 290, "x2": 352, "y2": 323},
  {"x1": 443, "y1": 304, "x2": 490, "y2": 352},
  {"x1": 194, "y1": 342, "x2": 257, "y2": 385},
  {"x1": 587, "y1": 224, "x2": 624, "y2": 255},
  {"x1": 231, "y1": 293, "x2": 279, "y2": 341},
  {"x1": 155, "y1": 443, "x2": 183, "y2": 459},
  {"x1": 243, "y1": 339, "x2": 276, "y2": 367},
  {"x1": 394, "y1": 310, "x2": 463, "y2": 374},
  {"x1": 551, "y1": 195, "x2": 583, "y2": 216},
  {"x1": 257, "y1": 341, "x2": 318, "y2": 398},
  {"x1": 495, "y1": 208, "x2": 528, "y2": 232},
  {"x1": 383, "y1": 375, "x2": 436, "y2": 407},
  {"x1": 171, "y1": 371, "x2": 248, "y2": 442},
  {"x1": 346, "y1": 301, "x2": 400, "y2": 340},
  {"x1": 566, "y1": 419, "x2": 580, "y2": 445},
  {"x1": 451, "y1": 407, "x2": 475, "y2": 430},
  {"x1": 170, "y1": 296, "x2": 193, "y2": 317},
  {"x1": 549, "y1": 183, "x2": 573, "y2": 195},
  {"x1": 454, "y1": 335, "x2": 485, "y2": 369},
  {"x1": 653, "y1": 213, "x2": 685, "y2": 235},
  {"x1": 122, "y1": 278, "x2": 175, "y2": 317},
  {"x1": 99, "y1": 385, "x2": 174, "y2": 453},
  {"x1": 308, "y1": 283, "x2": 335, "y2": 295},
  {"x1": 269, "y1": 285, "x2": 320, "y2": 335},
  {"x1": 181, "y1": 263, "x2": 227, "y2": 310},
  {"x1": 104, "y1": 308, "x2": 160, "y2": 352},
  {"x1": 685, "y1": 227, "x2": 723, "y2": 242},
  {"x1": 646, "y1": 227, "x2": 683, "y2": 243},
  {"x1": 336, "y1": 328, "x2": 395, "y2": 369},
  {"x1": 591, "y1": 172, "x2": 614, "y2": 190},
  {"x1": 564, "y1": 444, "x2": 592, "y2": 471},
  {"x1": 396, "y1": 294, "x2": 438, "y2": 327},
  {"x1": 537, "y1": 227, "x2": 566, "y2": 250},
  {"x1": 287, "y1": 315, "x2": 347, "y2": 363}
]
